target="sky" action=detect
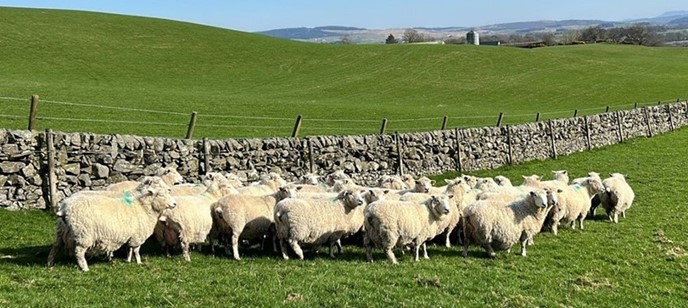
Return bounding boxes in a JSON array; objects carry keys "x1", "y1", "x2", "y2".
[{"x1": 1, "y1": 0, "x2": 686, "y2": 32}]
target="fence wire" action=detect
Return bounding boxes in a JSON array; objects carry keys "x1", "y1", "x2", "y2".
[{"x1": 1, "y1": 95, "x2": 685, "y2": 136}]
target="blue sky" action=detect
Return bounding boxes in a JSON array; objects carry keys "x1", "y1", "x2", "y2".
[{"x1": 1, "y1": 0, "x2": 686, "y2": 32}]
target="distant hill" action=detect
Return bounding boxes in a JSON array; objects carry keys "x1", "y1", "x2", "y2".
[
  {"x1": 259, "y1": 26, "x2": 366, "y2": 40},
  {"x1": 258, "y1": 11, "x2": 688, "y2": 42}
]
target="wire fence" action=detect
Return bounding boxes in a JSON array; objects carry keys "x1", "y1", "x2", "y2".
[{"x1": 0, "y1": 95, "x2": 684, "y2": 138}]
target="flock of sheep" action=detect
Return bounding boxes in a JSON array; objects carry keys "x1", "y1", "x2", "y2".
[{"x1": 45, "y1": 166, "x2": 635, "y2": 270}]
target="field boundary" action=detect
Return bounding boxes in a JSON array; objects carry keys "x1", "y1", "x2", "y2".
[{"x1": 0, "y1": 100, "x2": 686, "y2": 210}]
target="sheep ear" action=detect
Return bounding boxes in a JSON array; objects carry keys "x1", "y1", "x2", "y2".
[
  {"x1": 522, "y1": 175, "x2": 528, "y2": 180},
  {"x1": 430, "y1": 180, "x2": 436, "y2": 186},
  {"x1": 563, "y1": 170, "x2": 568, "y2": 174},
  {"x1": 444, "y1": 179, "x2": 454, "y2": 185},
  {"x1": 447, "y1": 194, "x2": 454, "y2": 199},
  {"x1": 383, "y1": 190, "x2": 390, "y2": 195},
  {"x1": 529, "y1": 191, "x2": 536, "y2": 197},
  {"x1": 296, "y1": 185, "x2": 304, "y2": 191},
  {"x1": 147, "y1": 188, "x2": 156, "y2": 196},
  {"x1": 557, "y1": 189, "x2": 564, "y2": 193}
]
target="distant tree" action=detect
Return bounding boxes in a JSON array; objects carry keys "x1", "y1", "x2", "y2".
[
  {"x1": 402, "y1": 29, "x2": 423, "y2": 43},
  {"x1": 444, "y1": 36, "x2": 466, "y2": 44},
  {"x1": 542, "y1": 33, "x2": 557, "y2": 46},
  {"x1": 625, "y1": 24, "x2": 662, "y2": 46},
  {"x1": 579, "y1": 26, "x2": 607, "y2": 43},
  {"x1": 385, "y1": 34, "x2": 398, "y2": 44},
  {"x1": 340, "y1": 35, "x2": 354, "y2": 45}
]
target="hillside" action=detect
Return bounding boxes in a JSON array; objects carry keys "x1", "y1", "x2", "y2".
[{"x1": 1, "y1": 7, "x2": 687, "y2": 138}]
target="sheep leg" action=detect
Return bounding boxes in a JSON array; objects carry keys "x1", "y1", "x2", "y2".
[
  {"x1": 231, "y1": 230, "x2": 242, "y2": 261},
  {"x1": 484, "y1": 244, "x2": 496, "y2": 258},
  {"x1": 384, "y1": 246, "x2": 398, "y2": 264},
  {"x1": 622, "y1": 211, "x2": 626, "y2": 219},
  {"x1": 613, "y1": 212, "x2": 619, "y2": 224},
  {"x1": 74, "y1": 245, "x2": 89, "y2": 272},
  {"x1": 336, "y1": 239, "x2": 343, "y2": 255},
  {"x1": 132, "y1": 246, "x2": 143, "y2": 264},
  {"x1": 422, "y1": 242, "x2": 429, "y2": 259},
  {"x1": 279, "y1": 238, "x2": 290, "y2": 260},
  {"x1": 288, "y1": 239, "x2": 304, "y2": 260},
  {"x1": 551, "y1": 221, "x2": 559, "y2": 235},
  {"x1": 570, "y1": 220, "x2": 576, "y2": 230},
  {"x1": 413, "y1": 244, "x2": 420, "y2": 262},
  {"x1": 445, "y1": 227, "x2": 453, "y2": 248},
  {"x1": 462, "y1": 233, "x2": 470, "y2": 258},
  {"x1": 579, "y1": 217, "x2": 585, "y2": 230},
  {"x1": 364, "y1": 235, "x2": 374, "y2": 263},
  {"x1": 46, "y1": 235, "x2": 64, "y2": 267},
  {"x1": 328, "y1": 241, "x2": 337, "y2": 259},
  {"x1": 520, "y1": 240, "x2": 527, "y2": 257},
  {"x1": 126, "y1": 247, "x2": 133, "y2": 263},
  {"x1": 180, "y1": 242, "x2": 191, "y2": 262}
]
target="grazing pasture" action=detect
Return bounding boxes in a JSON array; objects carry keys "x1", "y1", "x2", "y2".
[
  {"x1": 1, "y1": 7, "x2": 687, "y2": 138},
  {"x1": 1, "y1": 128, "x2": 686, "y2": 306}
]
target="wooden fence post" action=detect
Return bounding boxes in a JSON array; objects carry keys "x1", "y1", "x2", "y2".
[
  {"x1": 395, "y1": 132, "x2": 404, "y2": 176},
  {"x1": 605, "y1": 106, "x2": 610, "y2": 113},
  {"x1": 667, "y1": 104, "x2": 675, "y2": 131},
  {"x1": 202, "y1": 137, "x2": 210, "y2": 174},
  {"x1": 496, "y1": 112, "x2": 504, "y2": 127},
  {"x1": 584, "y1": 116, "x2": 592, "y2": 151},
  {"x1": 441, "y1": 116, "x2": 448, "y2": 130},
  {"x1": 28, "y1": 95, "x2": 39, "y2": 130},
  {"x1": 454, "y1": 128, "x2": 463, "y2": 173},
  {"x1": 46, "y1": 128, "x2": 58, "y2": 211},
  {"x1": 185, "y1": 111, "x2": 197, "y2": 139},
  {"x1": 291, "y1": 115, "x2": 303, "y2": 138},
  {"x1": 616, "y1": 111, "x2": 624, "y2": 142},
  {"x1": 379, "y1": 118, "x2": 388, "y2": 135},
  {"x1": 506, "y1": 125, "x2": 513, "y2": 165},
  {"x1": 634, "y1": 102, "x2": 638, "y2": 109},
  {"x1": 573, "y1": 109, "x2": 578, "y2": 117},
  {"x1": 644, "y1": 107, "x2": 653, "y2": 137},
  {"x1": 548, "y1": 120, "x2": 557, "y2": 159},
  {"x1": 308, "y1": 138, "x2": 315, "y2": 173}
]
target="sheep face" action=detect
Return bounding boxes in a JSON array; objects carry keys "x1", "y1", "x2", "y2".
[
  {"x1": 494, "y1": 175, "x2": 512, "y2": 187},
  {"x1": 145, "y1": 186, "x2": 177, "y2": 213},
  {"x1": 159, "y1": 167, "x2": 184, "y2": 185},
  {"x1": 363, "y1": 189, "x2": 388, "y2": 203},
  {"x1": 337, "y1": 189, "x2": 366, "y2": 209},
  {"x1": 414, "y1": 177, "x2": 435, "y2": 193},
  {"x1": 301, "y1": 173, "x2": 320, "y2": 185},
  {"x1": 277, "y1": 185, "x2": 298, "y2": 201},
  {"x1": 427, "y1": 195, "x2": 453, "y2": 217},
  {"x1": 528, "y1": 190, "x2": 549, "y2": 209},
  {"x1": 522, "y1": 175, "x2": 542, "y2": 187},
  {"x1": 461, "y1": 175, "x2": 479, "y2": 188},
  {"x1": 551, "y1": 170, "x2": 569, "y2": 183},
  {"x1": 586, "y1": 177, "x2": 605, "y2": 195},
  {"x1": 325, "y1": 170, "x2": 349, "y2": 185}
]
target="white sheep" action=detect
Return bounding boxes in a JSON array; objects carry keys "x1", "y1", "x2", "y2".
[
  {"x1": 378, "y1": 175, "x2": 409, "y2": 190},
  {"x1": 236, "y1": 172, "x2": 288, "y2": 196},
  {"x1": 325, "y1": 170, "x2": 351, "y2": 186},
  {"x1": 363, "y1": 194, "x2": 453, "y2": 264},
  {"x1": 545, "y1": 177, "x2": 605, "y2": 235},
  {"x1": 106, "y1": 166, "x2": 183, "y2": 192},
  {"x1": 600, "y1": 173, "x2": 635, "y2": 223},
  {"x1": 462, "y1": 189, "x2": 557, "y2": 258},
  {"x1": 46, "y1": 177, "x2": 176, "y2": 271},
  {"x1": 212, "y1": 186, "x2": 297, "y2": 260},
  {"x1": 494, "y1": 175, "x2": 513, "y2": 187},
  {"x1": 401, "y1": 174, "x2": 416, "y2": 190},
  {"x1": 154, "y1": 180, "x2": 237, "y2": 261},
  {"x1": 274, "y1": 189, "x2": 367, "y2": 260},
  {"x1": 298, "y1": 173, "x2": 321, "y2": 186}
]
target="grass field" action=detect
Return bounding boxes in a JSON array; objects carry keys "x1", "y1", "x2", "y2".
[
  {"x1": 1, "y1": 127, "x2": 686, "y2": 306},
  {"x1": 1, "y1": 7, "x2": 687, "y2": 138}
]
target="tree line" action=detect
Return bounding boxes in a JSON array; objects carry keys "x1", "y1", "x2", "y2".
[{"x1": 383, "y1": 23, "x2": 688, "y2": 47}]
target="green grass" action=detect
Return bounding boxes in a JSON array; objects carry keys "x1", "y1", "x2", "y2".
[
  {"x1": 2, "y1": 127, "x2": 687, "y2": 306},
  {"x1": 1, "y1": 7, "x2": 687, "y2": 138}
]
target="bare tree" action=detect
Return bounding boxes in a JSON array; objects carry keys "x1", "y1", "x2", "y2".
[
  {"x1": 402, "y1": 29, "x2": 423, "y2": 43},
  {"x1": 579, "y1": 26, "x2": 607, "y2": 43}
]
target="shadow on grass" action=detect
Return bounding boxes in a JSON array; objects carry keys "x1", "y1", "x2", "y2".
[{"x1": 0, "y1": 245, "x2": 52, "y2": 267}]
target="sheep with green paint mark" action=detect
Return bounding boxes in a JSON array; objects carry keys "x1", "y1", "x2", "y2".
[{"x1": 46, "y1": 176, "x2": 176, "y2": 271}]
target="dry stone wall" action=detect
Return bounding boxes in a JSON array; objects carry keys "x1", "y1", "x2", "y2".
[{"x1": 1, "y1": 102, "x2": 687, "y2": 210}]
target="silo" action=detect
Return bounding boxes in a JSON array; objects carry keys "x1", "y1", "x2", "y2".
[{"x1": 466, "y1": 30, "x2": 479, "y2": 45}]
